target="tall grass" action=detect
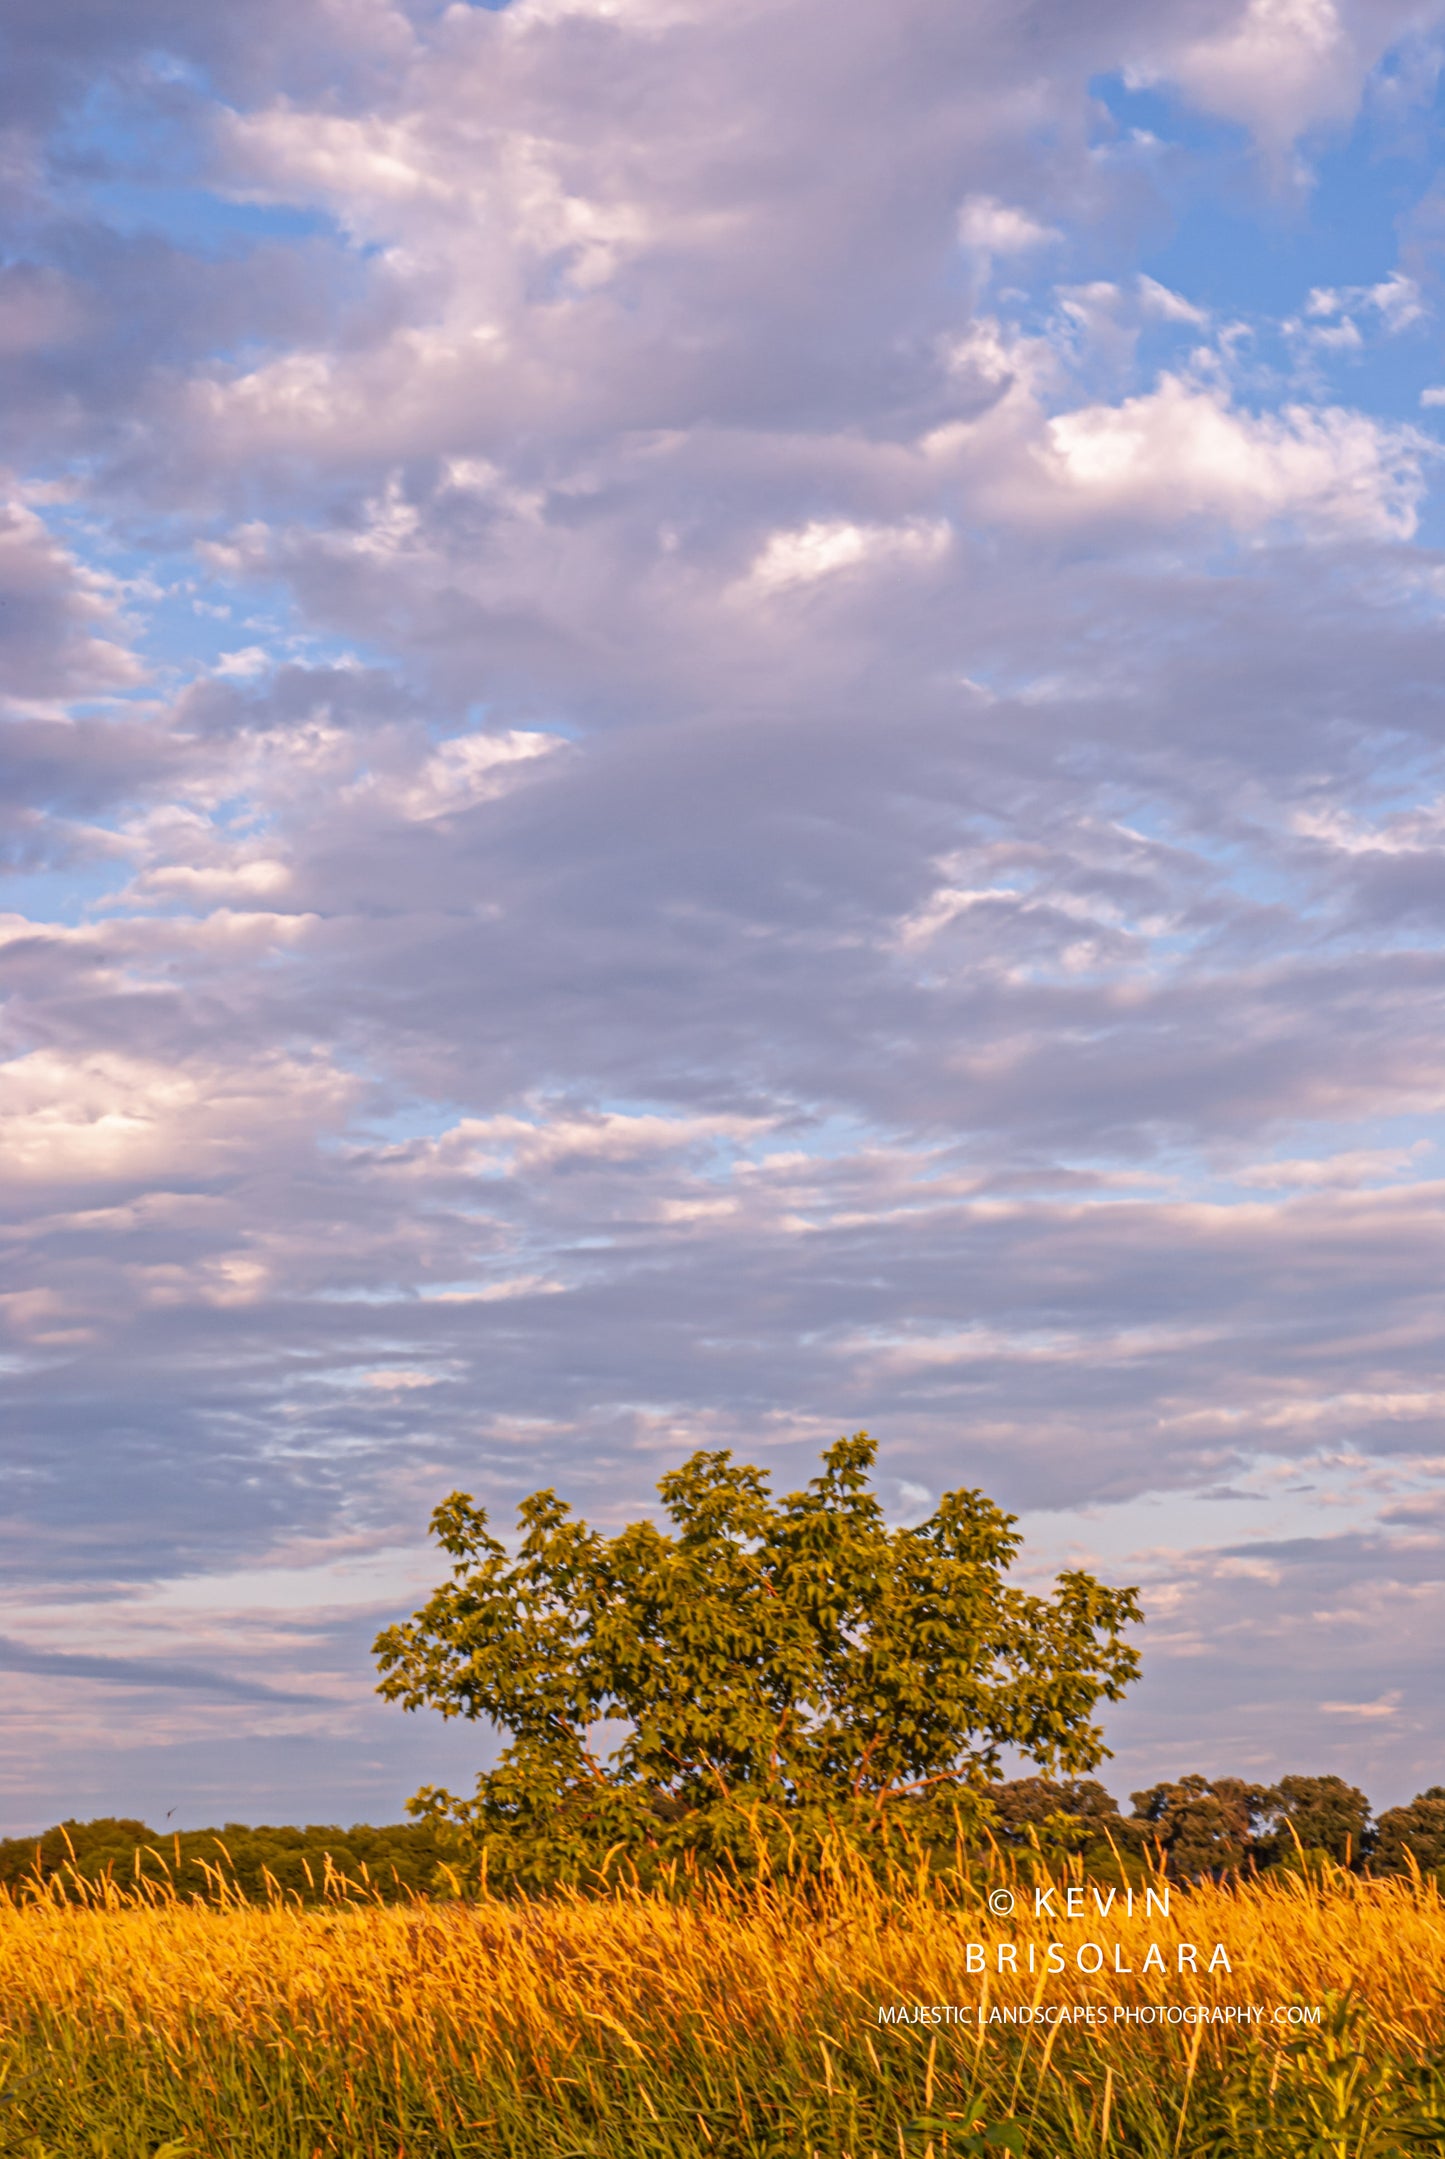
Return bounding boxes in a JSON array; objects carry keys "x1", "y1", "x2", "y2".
[{"x1": 0, "y1": 1847, "x2": 1441, "y2": 2156}]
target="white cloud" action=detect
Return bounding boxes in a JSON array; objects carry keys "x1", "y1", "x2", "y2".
[
  {"x1": 1135, "y1": 0, "x2": 1354, "y2": 153},
  {"x1": 214, "y1": 646, "x2": 272, "y2": 679},
  {"x1": 1138, "y1": 275, "x2": 1210, "y2": 326},
  {"x1": 0, "y1": 484, "x2": 144, "y2": 702},
  {"x1": 957, "y1": 194, "x2": 1059, "y2": 255},
  {"x1": 0, "y1": 1049, "x2": 350, "y2": 1189},
  {"x1": 1037, "y1": 376, "x2": 1422, "y2": 536},
  {"x1": 1235, "y1": 1145, "x2": 1432, "y2": 1189},
  {"x1": 742, "y1": 517, "x2": 951, "y2": 594},
  {"x1": 1320, "y1": 1692, "x2": 1402, "y2": 1718},
  {"x1": 392, "y1": 729, "x2": 561, "y2": 821}
]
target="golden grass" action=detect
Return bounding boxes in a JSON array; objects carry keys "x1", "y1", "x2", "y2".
[{"x1": 0, "y1": 1855, "x2": 1442, "y2": 2155}]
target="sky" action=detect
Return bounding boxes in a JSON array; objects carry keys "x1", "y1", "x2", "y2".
[{"x1": 4, "y1": 0, "x2": 1445, "y2": 1833}]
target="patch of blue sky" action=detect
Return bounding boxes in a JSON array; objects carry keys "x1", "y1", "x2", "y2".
[
  {"x1": 50, "y1": 68, "x2": 203, "y2": 190},
  {"x1": 74, "y1": 181, "x2": 338, "y2": 258},
  {"x1": 1011, "y1": 1477, "x2": 1392, "y2": 1583},
  {"x1": 1096, "y1": 782, "x2": 1440, "y2": 925},
  {"x1": 316, "y1": 1285, "x2": 417, "y2": 1305},
  {"x1": 36, "y1": 493, "x2": 403, "y2": 693},
  {"x1": 1084, "y1": 70, "x2": 1445, "y2": 455},
  {"x1": 574, "y1": 1094, "x2": 889, "y2": 1180},
  {"x1": 0, "y1": 854, "x2": 135, "y2": 927},
  {"x1": 51, "y1": 61, "x2": 280, "y2": 202},
  {"x1": 149, "y1": 598, "x2": 399, "y2": 694},
  {"x1": 1092, "y1": 70, "x2": 1428, "y2": 307},
  {"x1": 1089, "y1": 72, "x2": 1255, "y2": 168},
  {"x1": 1222, "y1": 1111, "x2": 1443, "y2": 1181},
  {"x1": 352, "y1": 1098, "x2": 472, "y2": 1147},
  {"x1": 41, "y1": 77, "x2": 364, "y2": 367},
  {"x1": 48, "y1": 73, "x2": 344, "y2": 262},
  {"x1": 404, "y1": 0, "x2": 513, "y2": 14}
]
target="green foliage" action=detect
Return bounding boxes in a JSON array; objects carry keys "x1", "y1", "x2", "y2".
[
  {"x1": 985, "y1": 1776, "x2": 1147, "y2": 1874},
  {"x1": 373, "y1": 1433, "x2": 1143, "y2": 1888},
  {"x1": 1123, "y1": 1773, "x2": 1443, "y2": 1881},
  {"x1": 0, "y1": 1816, "x2": 448, "y2": 1903},
  {"x1": 1372, "y1": 1788, "x2": 1445, "y2": 1879},
  {"x1": 1131, "y1": 1775, "x2": 1277, "y2": 1878},
  {"x1": 982, "y1": 1773, "x2": 1445, "y2": 1884},
  {"x1": 1260, "y1": 1775, "x2": 1373, "y2": 1870}
]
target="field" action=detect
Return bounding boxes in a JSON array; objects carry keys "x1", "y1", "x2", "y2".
[{"x1": 0, "y1": 1855, "x2": 1442, "y2": 2158}]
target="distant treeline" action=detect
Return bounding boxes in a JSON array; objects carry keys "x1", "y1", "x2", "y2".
[
  {"x1": 993, "y1": 1772, "x2": 1445, "y2": 1879},
  {"x1": 0, "y1": 1818, "x2": 449, "y2": 1903},
  {"x1": 2, "y1": 1774, "x2": 1441, "y2": 1902}
]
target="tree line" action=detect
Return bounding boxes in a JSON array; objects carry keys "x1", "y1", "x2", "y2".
[
  {"x1": 2, "y1": 1776, "x2": 1441, "y2": 1905},
  {"x1": 0, "y1": 1817, "x2": 449, "y2": 1903},
  {"x1": 989, "y1": 1771, "x2": 1445, "y2": 1879}
]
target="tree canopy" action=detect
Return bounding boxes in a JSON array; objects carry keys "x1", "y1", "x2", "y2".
[{"x1": 373, "y1": 1433, "x2": 1143, "y2": 1887}]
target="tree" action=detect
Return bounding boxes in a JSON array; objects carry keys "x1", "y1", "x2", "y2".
[
  {"x1": 1371, "y1": 1789, "x2": 1445, "y2": 1878},
  {"x1": 1130, "y1": 1775, "x2": 1272, "y2": 1878},
  {"x1": 987, "y1": 1777, "x2": 1145, "y2": 1868},
  {"x1": 373, "y1": 1433, "x2": 1143, "y2": 1887},
  {"x1": 1259, "y1": 1774, "x2": 1371, "y2": 1869}
]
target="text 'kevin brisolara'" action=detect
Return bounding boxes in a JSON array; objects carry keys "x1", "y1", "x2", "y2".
[
  {"x1": 922, "y1": 1940, "x2": 1232, "y2": 1977},
  {"x1": 878, "y1": 2004, "x2": 1326, "y2": 2029}
]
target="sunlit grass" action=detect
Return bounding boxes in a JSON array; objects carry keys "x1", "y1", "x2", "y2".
[{"x1": 0, "y1": 1847, "x2": 1441, "y2": 2155}]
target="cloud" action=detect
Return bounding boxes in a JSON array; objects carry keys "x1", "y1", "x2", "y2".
[
  {"x1": 742, "y1": 517, "x2": 951, "y2": 594},
  {"x1": 958, "y1": 195, "x2": 1060, "y2": 256},
  {"x1": 0, "y1": 484, "x2": 144, "y2": 703},
  {"x1": 0, "y1": 1047, "x2": 351, "y2": 1195},
  {"x1": 1133, "y1": 0, "x2": 1445, "y2": 157},
  {"x1": 1036, "y1": 377, "x2": 1424, "y2": 536},
  {"x1": 1320, "y1": 1691, "x2": 1403, "y2": 1718},
  {"x1": 0, "y1": 1634, "x2": 327, "y2": 1705},
  {"x1": 1137, "y1": 275, "x2": 1210, "y2": 326},
  {"x1": 1234, "y1": 1145, "x2": 1432, "y2": 1189}
]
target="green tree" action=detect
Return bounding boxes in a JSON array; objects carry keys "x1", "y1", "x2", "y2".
[
  {"x1": 373, "y1": 1433, "x2": 1143, "y2": 1888},
  {"x1": 987, "y1": 1776, "x2": 1145, "y2": 1871},
  {"x1": 1130, "y1": 1774, "x2": 1272, "y2": 1878},
  {"x1": 1371, "y1": 1788, "x2": 1445, "y2": 1878},
  {"x1": 1259, "y1": 1774, "x2": 1372, "y2": 1869}
]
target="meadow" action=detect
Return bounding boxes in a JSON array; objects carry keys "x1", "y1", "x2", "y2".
[{"x1": 0, "y1": 1851, "x2": 1442, "y2": 2159}]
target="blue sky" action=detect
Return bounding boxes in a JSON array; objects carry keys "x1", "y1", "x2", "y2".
[{"x1": 4, "y1": 0, "x2": 1445, "y2": 1831}]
